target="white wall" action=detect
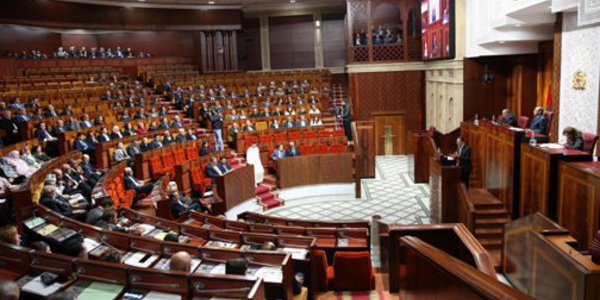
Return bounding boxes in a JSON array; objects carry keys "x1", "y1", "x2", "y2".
[{"x1": 558, "y1": 12, "x2": 600, "y2": 138}]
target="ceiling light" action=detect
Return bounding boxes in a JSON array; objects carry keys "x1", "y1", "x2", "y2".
[
  {"x1": 208, "y1": 1, "x2": 215, "y2": 4},
  {"x1": 138, "y1": 0, "x2": 145, "y2": 2},
  {"x1": 290, "y1": 0, "x2": 296, "y2": 3}
]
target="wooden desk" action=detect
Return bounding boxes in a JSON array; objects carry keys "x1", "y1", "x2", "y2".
[
  {"x1": 558, "y1": 161, "x2": 600, "y2": 249},
  {"x1": 504, "y1": 214, "x2": 600, "y2": 300},
  {"x1": 275, "y1": 153, "x2": 353, "y2": 189},
  {"x1": 520, "y1": 145, "x2": 591, "y2": 219},
  {"x1": 411, "y1": 132, "x2": 437, "y2": 183},
  {"x1": 429, "y1": 158, "x2": 461, "y2": 224},
  {"x1": 216, "y1": 165, "x2": 256, "y2": 212}
]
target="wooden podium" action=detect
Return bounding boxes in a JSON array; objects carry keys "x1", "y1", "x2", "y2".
[
  {"x1": 411, "y1": 132, "x2": 438, "y2": 183},
  {"x1": 276, "y1": 153, "x2": 353, "y2": 189},
  {"x1": 429, "y1": 158, "x2": 461, "y2": 224},
  {"x1": 214, "y1": 165, "x2": 256, "y2": 213}
]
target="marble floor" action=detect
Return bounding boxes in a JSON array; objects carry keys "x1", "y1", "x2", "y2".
[{"x1": 263, "y1": 155, "x2": 431, "y2": 225}]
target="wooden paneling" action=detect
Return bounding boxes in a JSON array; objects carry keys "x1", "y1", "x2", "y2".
[
  {"x1": 349, "y1": 70, "x2": 425, "y2": 152},
  {"x1": 0, "y1": 0, "x2": 242, "y2": 31},
  {"x1": 61, "y1": 34, "x2": 98, "y2": 50},
  {"x1": 411, "y1": 132, "x2": 436, "y2": 183},
  {"x1": 269, "y1": 15, "x2": 315, "y2": 70},
  {"x1": 216, "y1": 165, "x2": 256, "y2": 211},
  {"x1": 0, "y1": 25, "x2": 61, "y2": 55},
  {"x1": 463, "y1": 55, "x2": 540, "y2": 123},
  {"x1": 276, "y1": 153, "x2": 353, "y2": 189},
  {"x1": 373, "y1": 111, "x2": 406, "y2": 155},
  {"x1": 238, "y1": 18, "x2": 262, "y2": 71},
  {"x1": 519, "y1": 145, "x2": 591, "y2": 219},
  {"x1": 558, "y1": 161, "x2": 600, "y2": 249},
  {"x1": 322, "y1": 13, "x2": 346, "y2": 68}
]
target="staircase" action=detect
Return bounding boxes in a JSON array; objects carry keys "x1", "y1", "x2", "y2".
[
  {"x1": 472, "y1": 195, "x2": 511, "y2": 271},
  {"x1": 322, "y1": 83, "x2": 348, "y2": 130},
  {"x1": 255, "y1": 177, "x2": 284, "y2": 210}
]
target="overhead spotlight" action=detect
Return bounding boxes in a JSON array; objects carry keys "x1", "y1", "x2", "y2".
[
  {"x1": 138, "y1": 0, "x2": 146, "y2": 2},
  {"x1": 208, "y1": 1, "x2": 215, "y2": 4},
  {"x1": 290, "y1": 0, "x2": 296, "y2": 3}
]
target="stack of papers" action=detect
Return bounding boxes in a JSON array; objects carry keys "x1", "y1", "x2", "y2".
[
  {"x1": 539, "y1": 143, "x2": 565, "y2": 149},
  {"x1": 144, "y1": 291, "x2": 181, "y2": 300},
  {"x1": 77, "y1": 282, "x2": 123, "y2": 300},
  {"x1": 252, "y1": 266, "x2": 283, "y2": 283},
  {"x1": 122, "y1": 252, "x2": 159, "y2": 268},
  {"x1": 279, "y1": 247, "x2": 308, "y2": 260},
  {"x1": 130, "y1": 224, "x2": 156, "y2": 236},
  {"x1": 21, "y1": 274, "x2": 63, "y2": 296},
  {"x1": 204, "y1": 241, "x2": 237, "y2": 248}
]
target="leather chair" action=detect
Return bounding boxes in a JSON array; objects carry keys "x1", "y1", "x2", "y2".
[
  {"x1": 330, "y1": 251, "x2": 375, "y2": 291},
  {"x1": 518, "y1": 116, "x2": 529, "y2": 129},
  {"x1": 310, "y1": 250, "x2": 330, "y2": 291},
  {"x1": 582, "y1": 132, "x2": 599, "y2": 155},
  {"x1": 543, "y1": 111, "x2": 554, "y2": 135}
]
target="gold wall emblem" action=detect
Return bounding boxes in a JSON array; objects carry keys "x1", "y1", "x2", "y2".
[{"x1": 572, "y1": 70, "x2": 586, "y2": 90}]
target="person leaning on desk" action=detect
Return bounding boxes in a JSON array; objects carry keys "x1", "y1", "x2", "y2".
[{"x1": 562, "y1": 126, "x2": 584, "y2": 151}]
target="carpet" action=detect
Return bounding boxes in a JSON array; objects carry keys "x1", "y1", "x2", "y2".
[{"x1": 337, "y1": 291, "x2": 387, "y2": 300}]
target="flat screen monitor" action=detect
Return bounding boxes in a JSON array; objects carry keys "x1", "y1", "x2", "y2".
[{"x1": 421, "y1": 0, "x2": 455, "y2": 61}]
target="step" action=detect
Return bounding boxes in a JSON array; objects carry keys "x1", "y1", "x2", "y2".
[
  {"x1": 474, "y1": 228, "x2": 503, "y2": 239},
  {"x1": 475, "y1": 209, "x2": 509, "y2": 219},
  {"x1": 479, "y1": 238, "x2": 502, "y2": 250},
  {"x1": 475, "y1": 218, "x2": 511, "y2": 229},
  {"x1": 473, "y1": 202, "x2": 506, "y2": 210}
]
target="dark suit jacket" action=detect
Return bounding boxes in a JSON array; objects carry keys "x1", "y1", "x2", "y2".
[
  {"x1": 458, "y1": 144, "x2": 471, "y2": 172},
  {"x1": 150, "y1": 140, "x2": 163, "y2": 149},
  {"x1": 74, "y1": 139, "x2": 90, "y2": 151},
  {"x1": 40, "y1": 196, "x2": 74, "y2": 218},
  {"x1": 500, "y1": 114, "x2": 517, "y2": 127},
  {"x1": 127, "y1": 145, "x2": 141, "y2": 158},
  {"x1": 217, "y1": 162, "x2": 232, "y2": 173},
  {"x1": 124, "y1": 176, "x2": 139, "y2": 190},
  {"x1": 35, "y1": 129, "x2": 52, "y2": 141},
  {"x1": 530, "y1": 115, "x2": 548, "y2": 133},
  {"x1": 110, "y1": 132, "x2": 123, "y2": 139},
  {"x1": 98, "y1": 134, "x2": 111, "y2": 142},
  {"x1": 205, "y1": 164, "x2": 221, "y2": 180},
  {"x1": 286, "y1": 148, "x2": 300, "y2": 157},
  {"x1": 171, "y1": 200, "x2": 187, "y2": 219},
  {"x1": 86, "y1": 206, "x2": 104, "y2": 224}
]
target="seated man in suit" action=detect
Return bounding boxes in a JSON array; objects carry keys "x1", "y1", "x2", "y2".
[
  {"x1": 127, "y1": 138, "x2": 142, "y2": 158},
  {"x1": 124, "y1": 167, "x2": 154, "y2": 203},
  {"x1": 53, "y1": 119, "x2": 67, "y2": 135},
  {"x1": 217, "y1": 156, "x2": 232, "y2": 174},
  {"x1": 205, "y1": 156, "x2": 223, "y2": 184},
  {"x1": 98, "y1": 127, "x2": 111, "y2": 143},
  {"x1": 530, "y1": 106, "x2": 548, "y2": 134},
  {"x1": 286, "y1": 141, "x2": 300, "y2": 157},
  {"x1": 39, "y1": 184, "x2": 87, "y2": 221},
  {"x1": 283, "y1": 116, "x2": 295, "y2": 128},
  {"x1": 450, "y1": 136, "x2": 471, "y2": 189},
  {"x1": 86, "y1": 198, "x2": 115, "y2": 225},
  {"x1": 171, "y1": 116, "x2": 184, "y2": 128},
  {"x1": 499, "y1": 108, "x2": 517, "y2": 127},
  {"x1": 80, "y1": 114, "x2": 93, "y2": 128},
  {"x1": 271, "y1": 144, "x2": 287, "y2": 161},
  {"x1": 96, "y1": 210, "x2": 144, "y2": 235},
  {"x1": 35, "y1": 123, "x2": 57, "y2": 142},
  {"x1": 80, "y1": 154, "x2": 102, "y2": 179},
  {"x1": 175, "y1": 128, "x2": 187, "y2": 143},
  {"x1": 243, "y1": 120, "x2": 255, "y2": 132},
  {"x1": 110, "y1": 125, "x2": 124, "y2": 139},
  {"x1": 113, "y1": 141, "x2": 132, "y2": 164},
  {"x1": 162, "y1": 130, "x2": 175, "y2": 146},
  {"x1": 150, "y1": 134, "x2": 164, "y2": 149},
  {"x1": 169, "y1": 189, "x2": 210, "y2": 219}
]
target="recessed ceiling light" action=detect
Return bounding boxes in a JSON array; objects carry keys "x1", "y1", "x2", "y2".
[
  {"x1": 208, "y1": 1, "x2": 215, "y2": 4},
  {"x1": 290, "y1": 0, "x2": 296, "y2": 3},
  {"x1": 138, "y1": 0, "x2": 145, "y2": 2}
]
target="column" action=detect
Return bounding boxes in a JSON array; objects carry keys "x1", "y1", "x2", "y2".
[
  {"x1": 314, "y1": 13, "x2": 324, "y2": 69},
  {"x1": 259, "y1": 16, "x2": 271, "y2": 70}
]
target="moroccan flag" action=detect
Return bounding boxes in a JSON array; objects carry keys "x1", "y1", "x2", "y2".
[{"x1": 546, "y1": 85, "x2": 552, "y2": 111}]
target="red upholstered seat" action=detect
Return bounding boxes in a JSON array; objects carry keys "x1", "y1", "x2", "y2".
[
  {"x1": 332, "y1": 129, "x2": 345, "y2": 137},
  {"x1": 310, "y1": 250, "x2": 330, "y2": 291},
  {"x1": 331, "y1": 251, "x2": 375, "y2": 291},
  {"x1": 318, "y1": 130, "x2": 332, "y2": 139},
  {"x1": 582, "y1": 132, "x2": 599, "y2": 155},
  {"x1": 246, "y1": 135, "x2": 259, "y2": 145},
  {"x1": 299, "y1": 145, "x2": 313, "y2": 155},
  {"x1": 518, "y1": 116, "x2": 529, "y2": 129},
  {"x1": 150, "y1": 156, "x2": 166, "y2": 180},
  {"x1": 303, "y1": 131, "x2": 316, "y2": 139},
  {"x1": 174, "y1": 149, "x2": 186, "y2": 165},
  {"x1": 314, "y1": 143, "x2": 328, "y2": 154},
  {"x1": 191, "y1": 165, "x2": 211, "y2": 195},
  {"x1": 186, "y1": 147, "x2": 199, "y2": 161},
  {"x1": 329, "y1": 143, "x2": 346, "y2": 153},
  {"x1": 259, "y1": 134, "x2": 272, "y2": 145},
  {"x1": 273, "y1": 133, "x2": 286, "y2": 143},
  {"x1": 288, "y1": 131, "x2": 301, "y2": 140},
  {"x1": 161, "y1": 153, "x2": 175, "y2": 175},
  {"x1": 543, "y1": 111, "x2": 554, "y2": 135}
]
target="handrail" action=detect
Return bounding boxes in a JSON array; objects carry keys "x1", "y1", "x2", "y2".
[{"x1": 400, "y1": 236, "x2": 535, "y2": 300}]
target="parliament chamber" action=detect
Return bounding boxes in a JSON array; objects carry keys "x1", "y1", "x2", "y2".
[{"x1": 0, "y1": 0, "x2": 599, "y2": 299}]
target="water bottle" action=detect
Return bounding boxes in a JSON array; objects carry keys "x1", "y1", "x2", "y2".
[
  {"x1": 491, "y1": 115, "x2": 495, "y2": 124},
  {"x1": 529, "y1": 131, "x2": 537, "y2": 146},
  {"x1": 474, "y1": 114, "x2": 480, "y2": 126}
]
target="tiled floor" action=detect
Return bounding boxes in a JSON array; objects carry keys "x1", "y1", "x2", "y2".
[{"x1": 264, "y1": 155, "x2": 431, "y2": 225}]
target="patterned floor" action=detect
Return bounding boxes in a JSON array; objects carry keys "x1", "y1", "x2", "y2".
[{"x1": 264, "y1": 155, "x2": 431, "y2": 225}]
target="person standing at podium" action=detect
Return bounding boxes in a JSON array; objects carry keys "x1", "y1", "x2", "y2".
[{"x1": 451, "y1": 136, "x2": 471, "y2": 189}]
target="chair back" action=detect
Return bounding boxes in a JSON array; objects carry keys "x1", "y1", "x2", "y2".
[
  {"x1": 310, "y1": 250, "x2": 329, "y2": 292},
  {"x1": 543, "y1": 111, "x2": 554, "y2": 134},
  {"x1": 518, "y1": 116, "x2": 529, "y2": 129},
  {"x1": 332, "y1": 251, "x2": 374, "y2": 291},
  {"x1": 582, "y1": 132, "x2": 598, "y2": 155}
]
